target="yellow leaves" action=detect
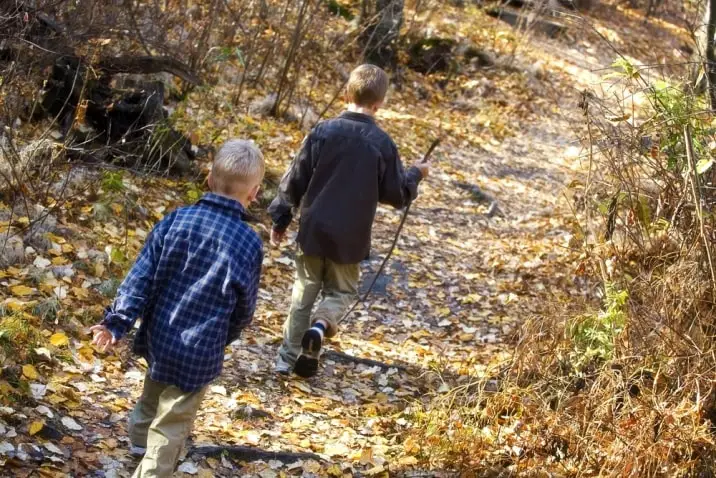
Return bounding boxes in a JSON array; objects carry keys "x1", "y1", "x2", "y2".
[
  {"x1": 4, "y1": 298, "x2": 37, "y2": 311},
  {"x1": 110, "y1": 203, "x2": 124, "y2": 215},
  {"x1": 51, "y1": 256, "x2": 68, "y2": 266},
  {"x1": 77, "y1": 345, "x2": 95, "y2": 362},
  {"x1": 29, "y1": 420, "x2": 44, "y2": 436},
  {"x1": 22, "y1": 364, "x2": 39, "y2": 380},
  {"x1": 72, "y1": 287, "x2": 90, "y2": 300},
  {"x1": 0, "y1": 380, "x2": 13, "y2": 396},
  {"x1": 326, "y1": 464, "x2": 344, "y2": 477},
  {"x1": 11, "y1": 285, "x2": 35, "y2": 297},
  {"x1": 363, "y1": 465, "x2": 387, "y2": 476},
  {"x1": 50, "y1": 332, "x2": 69, "y2": 347},
  {"x1": 397, "y1": 455, "x2": 418, "y2": 466},
  {"x1": 323, "y1": 441, "x2": 351, "y2": 457},
  {"x1": 403, "y1": 436, "x2": 421, "y2": 455},
  {"x1": 359, "y1": 447, "x2": 374, "y2": 465}
]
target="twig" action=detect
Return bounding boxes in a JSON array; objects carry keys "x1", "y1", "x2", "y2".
[
  {"x1": 683, "y1": 124, "x2": 716, "y2": 289},
  {"x1": 336, "y1": 139, "x2": 440, "y2": 325}
]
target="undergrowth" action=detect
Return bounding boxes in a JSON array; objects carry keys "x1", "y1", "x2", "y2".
[{"x1": 410, "y1": 56, "x2": 716, "y2": 477}]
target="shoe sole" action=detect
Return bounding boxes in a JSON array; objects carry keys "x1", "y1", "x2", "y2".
[
  {"x1": 301, "y1": 328, "x2": 322, "y2": 354},
  {"x1": 294, "y1": 354, "x2": 318, "y2": 378},
  {"x1": 294, "y1": 328, "x2": 322, "y2": 378}
]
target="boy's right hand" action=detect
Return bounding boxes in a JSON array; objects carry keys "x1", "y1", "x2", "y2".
[
  {"x1": 89, "y1": 325, "x2": 117, "y2": 353},
  {"x1": 414, "y1": 159, "x2": 431, "y2": 179},
  {"x1": 271, "y1": 228, "x2": 286, "y2": 246}
]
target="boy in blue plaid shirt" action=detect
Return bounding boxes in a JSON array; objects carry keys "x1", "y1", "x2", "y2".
[{"x1": 90, "y1": 140, "x2": 265, "y2": 478}]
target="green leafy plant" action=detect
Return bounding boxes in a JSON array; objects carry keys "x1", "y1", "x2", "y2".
[
  {"x1": 568, "y1": 283, "x2": 628, "y2": 369},
  {"x1": 184, "y1": 182, "x2": 204, "y2": 204},
  {"x1": 101, "y1": 170, "x2": 126, "y2": 193}
]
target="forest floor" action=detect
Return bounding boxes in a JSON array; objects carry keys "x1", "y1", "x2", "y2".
[{"x1": 0, "y1": 2, "x2": 692, "y2": 477}]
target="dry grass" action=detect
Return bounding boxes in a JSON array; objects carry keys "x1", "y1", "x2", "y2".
[{"x1": 410, "y1": 57, "x2": 716, "y2": 478}]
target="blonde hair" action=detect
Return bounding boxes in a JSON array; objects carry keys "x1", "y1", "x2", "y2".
[
  {"x1": 211, "y1": 139, "x2": 265, "y2": 195},
  {"x1": 345, "y1": 64, "x2": 389, "y2": 107}
]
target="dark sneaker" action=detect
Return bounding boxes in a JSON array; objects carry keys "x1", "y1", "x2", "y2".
[{"x1": 294, "y1": 328, "x2": 323, "y2": 378}]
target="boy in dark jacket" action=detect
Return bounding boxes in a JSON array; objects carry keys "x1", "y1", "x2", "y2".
[
  {"x1": 269, "y1": 64, "x2": 430, "y2": 378},
  {"x1": 90, "y1": 140, "x2": 265, "y2": 477}
]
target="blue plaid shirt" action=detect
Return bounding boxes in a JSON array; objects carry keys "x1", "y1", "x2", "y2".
[{"x1": 102, "y1": 193, "x2": 263, "y2": 391}]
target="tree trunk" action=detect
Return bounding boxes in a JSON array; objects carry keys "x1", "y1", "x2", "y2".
[
  {"x1": 695, "y1": 0, "x2": 716, "y2": 108},
  {"x1": 707, "y1": 0, "x2": 716, "y2": 109},
  {"x1": 360, "y1": 0, "x2": 404, "y2": 69}
]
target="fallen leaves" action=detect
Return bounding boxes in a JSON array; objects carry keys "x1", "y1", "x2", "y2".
[
  {"x1": 60, "y1": 417, "x2": 82, "y2": 432},
  {"x1": 28, "y1": 420, "x2": 44, "y2": 436},
  {"x1": 22, "y1": 364, "x2": 39, "y2": 380},
  {"x1": 49, "y1": 333, "x2": 68, "y2": 347},
  {"x1": 11, "y1": 285, "x2": 35, "y2": 297}
]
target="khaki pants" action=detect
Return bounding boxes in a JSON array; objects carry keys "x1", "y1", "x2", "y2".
[
  {"x1": 129, "y1": 374, "x2": 208, "y2": 478},
  {"x1": 278, "y1": 252, "x2": 360, "y2": 366}
]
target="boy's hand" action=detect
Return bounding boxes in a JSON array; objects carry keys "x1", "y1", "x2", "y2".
[
  {"x1": 271, "y1": 228, "x2": 286, "y2": 246},
  {"x1": 415, "y1": 159, "x2": 431, "y2": 179},
  {"x1": 89, "y1": 325, "x2": 117, "y2": 353}
]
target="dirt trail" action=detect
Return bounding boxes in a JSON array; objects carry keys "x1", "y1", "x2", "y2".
[{"x1": 83, "y1": 41, "x2": 601, "y2": 478}]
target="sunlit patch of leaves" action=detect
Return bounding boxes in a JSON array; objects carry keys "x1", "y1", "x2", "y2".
[{"x1": 0, "y1": 313, "x2": 44, "y2": 363}]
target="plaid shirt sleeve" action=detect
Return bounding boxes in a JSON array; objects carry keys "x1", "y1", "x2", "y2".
[
  {"x1": 102, "y1": 212, "x2": 175, "y2": 340},
  {"x1": 226, "y1": 247, "x2": 263, "y2": 345}
]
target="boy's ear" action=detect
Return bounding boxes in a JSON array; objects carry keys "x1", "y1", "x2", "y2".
[{"x1": 249, "y1": 183, "x2": 261, "y2": 203}]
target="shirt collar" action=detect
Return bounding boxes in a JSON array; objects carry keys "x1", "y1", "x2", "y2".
[
  {"x1": 339, "y1": 111, "x2": 376, "y2": 124},
  {"x1": 198, "y1": 193, "x2": 247, "y2": 218}
]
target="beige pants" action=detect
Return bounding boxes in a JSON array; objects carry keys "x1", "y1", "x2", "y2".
[
  {"x1": 129, "y1": 374, "x2": 208, "y2": 478},
  {"x1": 278, "y1": 252, "x2": 360, "y2": 365}
]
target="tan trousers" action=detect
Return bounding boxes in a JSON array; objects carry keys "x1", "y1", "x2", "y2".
[
  {"x1": 278, "y1": 252, "x2": 360, "y2": 365},
  {"x1": 129, "y1": 374, "x2": 208, "y2": 478}
]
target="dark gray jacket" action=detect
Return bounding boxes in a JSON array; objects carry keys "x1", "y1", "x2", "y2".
[{"x1": 268, "y1": 111, "x2": 423, "y2": 264}]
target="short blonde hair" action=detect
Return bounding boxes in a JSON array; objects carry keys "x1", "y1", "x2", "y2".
[
  {"x1": 345, "y1": 64, "x2": 389, "y2": 107},
  {"x1": 211, "y1": 139, "x2": 265, "y2": 194}
]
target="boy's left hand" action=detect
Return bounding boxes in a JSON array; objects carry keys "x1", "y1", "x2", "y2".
[{"x1": 89, "y1": 325, "x2": 117, "y2": 352}]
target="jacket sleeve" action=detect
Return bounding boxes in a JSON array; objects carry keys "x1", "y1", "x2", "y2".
[
  {"x1": 378, "y1": 141, "x2": 423, "y2": 209},
  {"x1": 101, "y1": 212, "x2": 174, "y2": 340},
  {"x1": 268, "y1": 132, "x2": 317, "y2": 232},
  {"x1": 226, "y1": 246, "x2": 263, "y2": 345}
]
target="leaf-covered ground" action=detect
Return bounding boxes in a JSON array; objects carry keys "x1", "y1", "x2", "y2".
[{"x1": 0, "y1": 2, "x2": 690, "y2": 476}]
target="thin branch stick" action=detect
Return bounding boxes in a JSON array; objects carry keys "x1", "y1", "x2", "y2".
[{"x1": 683, "y1": 124, "x2": 716, "y2": 289}]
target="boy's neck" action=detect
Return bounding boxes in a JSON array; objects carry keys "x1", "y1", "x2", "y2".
[
  {"x1": 346, "y1": 103, "x2": 376, "y2": 117},
  {"x1": 212, "y1": 191, "x2": 250, "y2": 209}
]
